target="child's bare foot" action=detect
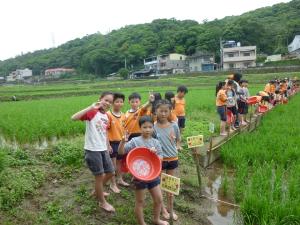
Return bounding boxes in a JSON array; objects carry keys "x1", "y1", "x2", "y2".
[
  {"x1": 162, "y1": 211, "x2": 170, "y2": 220},
  {"x1": 171, "y1": 212, "x2": 178, "y2": 221},
  {"x1": 110, "y1": 184, "x2": 121, "y2": 193},
  {"x1": 90, "y1": 190, "x2": 110, "y2": 198},
  {"x1": 153, "y1": 219, "x2": 169, "y2": 225},
  {"x1": 99, "y1": 202, "x2": 115, "y2": 212},
  {"x1": 118, "y1": 179, "x2": 130, "y2": 187}
]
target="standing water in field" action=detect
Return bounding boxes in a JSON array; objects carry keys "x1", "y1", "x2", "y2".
[{"x1": 204, "y1": 161, "x2": 238, "y2": 225}]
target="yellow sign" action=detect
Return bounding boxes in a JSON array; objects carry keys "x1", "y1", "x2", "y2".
[
  {"x1": 186, "y1": 135, "x2": 204, "y2": 148},
  {"x1": 160, "y1": 173, "x2": 180, "y2": 195}
]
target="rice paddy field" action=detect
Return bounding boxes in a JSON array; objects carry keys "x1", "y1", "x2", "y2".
[{"x1": 0, "y1": 72, "x2": 299, "y2": 225}]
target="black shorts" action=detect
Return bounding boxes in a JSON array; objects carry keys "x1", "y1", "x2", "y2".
[
  {"x1": 217, "y1": 106, "x2": 227, "y2": 122},
  {"x1": 162, "y1": 160, "x2": 179, "y2": 170},
  {"x1": 84, "y1": 150, "x2": 114, "y2": 176},
  {"x1": 227, "y1": 106, "x2": 238, "y2": 115},
  {"x1": 128, "y1": 133, "x2": 141, "y2": 141},
  {"x1": 109, "y1": 141, "x2": 123, "y2": 160},
  {"x1": 133, "y1": 177, "x2": 160, "y2": 190},
  {"x1": 177, "y1": 116, "x2": 186, "y2": 128},
  {"x1": 238, "y1": 101, "x2": 248, "y2": 115}
]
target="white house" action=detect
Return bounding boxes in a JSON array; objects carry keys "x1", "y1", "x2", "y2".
[
  {"x1": 265, "y1": 54, "x2": 282, "y2": 62},
  {"x1": 186, "y1": 51, "x2": 215, "y2": 72},
  {"x1": 222, "y1": 42, "x2": 256, "y2": 70},
  {"x1": 143, "y1": 53, "x2": 186, "y2": 74},
  {"x1": 7, "y1": 68, "x2": 32, "y2": 81},
  {"x1": 45, "y1": 68, "x2": 75, "y2": 78},
  {"x1": 288, "y1": 35, "x2": 300, "y2": 58}
]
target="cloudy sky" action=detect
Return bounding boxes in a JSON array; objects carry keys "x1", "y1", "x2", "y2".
[{"x1": 0, "y1": 0, "x2": 290, "y2": 60}]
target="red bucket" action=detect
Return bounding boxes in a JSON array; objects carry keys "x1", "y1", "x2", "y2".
[
  {"x1": 227, "y1": 110, "x2": 234, "y2": 124},
  {"x1": 247, "y1": 96, "x2": 258, "y2": 105},
  {"x1": 126, "y1": 147, "x2": 161, "y2": 181},
  {"x1": 258, "y1": 105, "x2": 268, "y2": 113}
]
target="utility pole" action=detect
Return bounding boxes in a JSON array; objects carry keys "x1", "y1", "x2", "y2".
[
  {"x1": 220, "y1": 37, "x2": 223, "y2": 71},
  {"x1": 124, "y1": 57, "x2": 127, "y2": 69}
]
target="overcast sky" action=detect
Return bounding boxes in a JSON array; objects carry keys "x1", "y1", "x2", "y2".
[{"x1": 0, "y1": 0, "x2": 290, "y2": 61}]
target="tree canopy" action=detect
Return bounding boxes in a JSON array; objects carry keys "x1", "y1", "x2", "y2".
[{"x1": 1, "y1": 0, "x2": 300, "y2": 77}]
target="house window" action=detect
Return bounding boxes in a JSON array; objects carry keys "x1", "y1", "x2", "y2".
[
  {"x1": 180, "y1": 56, "x2": 182, "y2": 60},
  {"x1": 244, "y1": 62, "x2": 250, "y2": 67},
  {"x1": 229, "y1": 63, "x2": 234, "y2": 69},
  {"x1": 228, "y1": 53, "x2": 234, "y2": 57},
  {"x1": 243, "y1": 52, "x2": 250, "y2": 56}
]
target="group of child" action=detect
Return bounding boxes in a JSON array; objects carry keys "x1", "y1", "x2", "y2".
[
  {"x1": 71, "y1": 85, "x2": 188, "y2": 225},
  {"x1": 216, "y1": 74, "x2": 299, "y2": 136}
]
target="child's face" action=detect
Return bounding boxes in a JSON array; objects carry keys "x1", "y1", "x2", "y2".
[
  {"x1": 129, "y1": 98, "x2": 141, "y2": 110},
  {"x1": 156, "y1": 105, "x2": 171, "y2": 122},
  {"x1": 177, "y1": 91, "x2": 185, "y2": 98},
  {"x1": 140, "y1": 121, "x2": 153, "y2": 137},
  {"x1": 99, "y1": 94, "x2": 113, "y2": 111},
  {"x1": 113, "y1": 98, "x2": 124, "y2": 111}
]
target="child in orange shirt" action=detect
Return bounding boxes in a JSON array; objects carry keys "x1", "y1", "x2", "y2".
[
  {"x1": 165, "y1": 91, "x2": 178, "y2": 122},
  {"x1": 174, "y1": 85, "x2": 188, "y2": 134},
  {"x1": 216, "y1": 82, "x2": 227, "y2": 136},
  {"x1": 124, "y1": 92, "x2": 153, "y2": 140},
  {"x1": 107, "y1": 92, "x2": 129, "y2": 193}
]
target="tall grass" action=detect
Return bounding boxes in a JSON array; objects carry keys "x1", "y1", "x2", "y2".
[{"x1": 221, "y1": 94, "x2": 300, "y2": 224}]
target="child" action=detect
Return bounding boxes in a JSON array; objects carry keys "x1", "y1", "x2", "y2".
[
  {"x1": 216, "y1": 82, "x2": 227, "y2": 136},
  {"x1": 124, "y1": 92, "x2": 153, "y2": 141},
  {"x1": 71, "y1": 91, "x2": 115, "y2": 212},
  {"x1": 226, "y1": 80, "x2": 238, "y2": 132},
  {"x1": 107, "y1": 92, "x2": 129, "y2": 193},
  {"x1": 174, "y1": 85, "x2": 188, "y2": 134},
  {"x1": 118, "y1": 116, "x2": 169, "y2": 225},
  {"x1": 164, "y1": 91, "x2": 178, "y2": 122},
  {"x1": 154, "y1": 99, "x2": 181, "y2": 221},
  {"x1": 238, "y1": 80, "x2": 249, "y2": 125}
]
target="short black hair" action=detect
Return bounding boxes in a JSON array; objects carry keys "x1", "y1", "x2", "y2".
[
  {"x1": 113, "y1": 92, "x2": 125, "y2": 102},
  {"x1": 165, "y1": 91, "x2": 175, "y2": 102},
  {"x1": 138, "y1": 115, "x2": 153, "y2": 127},
  {"x1": 100, "y1": 91, "x2": 114, "y2": 99},
  {"x1": 155, "y1": 99, "x2": 172, "y2": 110},
  {"x1": 128, "y1": 92, "x2": 141, "y2": 101},
  {"x1": 177, "y1": 85, "x2": 188, "y2": 94},
  {"x1": 227, "y1": 80, "x2": 234, "y2": 86}
]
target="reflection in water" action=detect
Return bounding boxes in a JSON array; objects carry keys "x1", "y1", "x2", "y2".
[{"x1": 205, "y1": 162, "x2": 236, "y2": 225}]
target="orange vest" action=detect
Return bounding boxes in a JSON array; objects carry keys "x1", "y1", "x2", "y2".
[
  {"x1": 107, "y1": 111, "x2": 125, "y2": 142},
  {"x1": 174, "y1": 97, "x2": 185, "y2": 116}
]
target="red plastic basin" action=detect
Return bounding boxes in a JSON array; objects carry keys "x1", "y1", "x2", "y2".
[{"x1": 126, "y1": 147, "x2": 161, "y2": 181}]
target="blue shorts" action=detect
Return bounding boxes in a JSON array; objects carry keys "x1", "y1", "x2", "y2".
[
  {"x1": 162, "y1": 160, "x2": 179, "y2": 170},
  {"x1": 133, "y1": 177, "x2": 160, "y2": 190},
  {"x1": 217, "y1": 106, "x2": 227, "y2": 122},
  {"x1": 109, "y1": 141, "x2": 123, "y2": 160},
  {"x1": 177, "y1": 116, "x2": 186, "y2": 128}
]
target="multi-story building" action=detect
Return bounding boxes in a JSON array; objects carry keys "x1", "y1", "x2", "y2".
[
  {"x1": 221, "y1": 41, "x2": 256, "y2": 70},
  {"x1": 186, "y1": 51, "x2": 215, "y2": 72},
  {"x1": 288, "y1": 35, "x2": 300, "y2": 58},
  {"x1": 45, "y1": 68, "x2": 75, "y2": 78},
  {"x1": 143, "y1": 53, "x2": 186, "y2": 75},
  {"x1": 6, "y1": 68, "x2": 32, "y2": 82}
]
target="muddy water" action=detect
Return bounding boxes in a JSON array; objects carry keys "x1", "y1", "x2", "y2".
[{"x1": 204, "y1": 161, "x2": 236, "y2": 225}]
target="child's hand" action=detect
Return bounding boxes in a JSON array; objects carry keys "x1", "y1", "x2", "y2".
[
  {"x1": 149, "y1": 93, "x2": 155, "y2": 103},
  {"x1": 149, "y1": 147, "x2": 157, "y2": 153},
  {"x1": 122, "y1": 130, "x2": 129, "y2": 142},
  {"x1": 91, "y1": 101, "x2": 101, "y2": 109},
  {"x1": 108, "y1": 145, "x2": 113, "y2": 153}
]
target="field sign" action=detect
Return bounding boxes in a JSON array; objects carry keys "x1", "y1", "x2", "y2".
[
  {"x1": 187, "y1": 135, "x2": 204, "y2": 148},
  {"x1": 161, "y1": 173, "x2": 180, "y2": 195},
  {"x1": 209, "y1": 122, "x2": 215, "y2": 133}
]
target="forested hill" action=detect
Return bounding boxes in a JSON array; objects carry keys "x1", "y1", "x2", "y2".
[{"x1": 0, "y1": 0, "x2": 300, "y2": 77}]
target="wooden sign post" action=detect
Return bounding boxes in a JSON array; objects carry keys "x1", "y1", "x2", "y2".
[
  {"x1": 207, "y1": 122, "x2": 215, "y2": 166},
  {"x1": 161, "y1": 173, "x2": 181, "y2": 225},
  {"x1": 186, "y1": 135, "x2": 204, "y2": 192}
]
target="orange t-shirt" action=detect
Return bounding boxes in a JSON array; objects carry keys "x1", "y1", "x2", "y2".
[
  {"x1": 107, "y1": 111, "x2": 125, "y2": 142},
  {"x1": 124, "y1": 107, "x2": 148, "y2": 134},
  {"x1": 216, "y1": 90, "x2": 227, "y2": 106},
  {"x1": 174, "y1": 96, "x2": 185, "y2": 117},
  {"x1": 264, "y1": 84, "x2": 275, "y2": 94}
]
